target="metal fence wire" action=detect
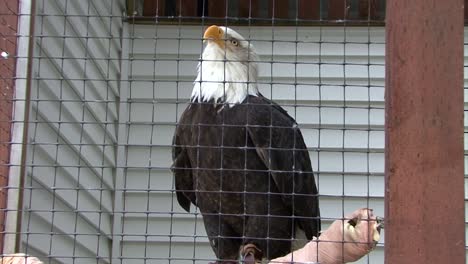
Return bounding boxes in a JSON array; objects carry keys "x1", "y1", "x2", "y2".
[{"x1": 0, "y1": 0, "x2": 465, "y2": 263}]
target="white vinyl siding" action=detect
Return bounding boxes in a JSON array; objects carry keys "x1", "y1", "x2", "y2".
[{"x1": 19, "y1": 0, "x2": 124, "y2": 263}]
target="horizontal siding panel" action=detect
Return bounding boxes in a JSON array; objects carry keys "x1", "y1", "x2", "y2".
[
  {"x1": 126, "y1": 146, "x2": 172, "y2": 168},
  {"x1": 36, "y1": 77, "x2": 118, "y2": 138},
  {"x1": 128, "y1": 102, "x2": 187, "y2": 123},
  {"x1": 115, "y1": 153, "x2": 463, "y2": 175},
  {"x1": 121, "y1": 168, "x2": 385, "y2": 198},
  {"x1": 127, "y1": 102, "x2": 384, "y2": 127},
  {"x1": 22, "y1": 177, "x2": 112, "y2": 260},
  {"x1": 258, "y1": 84, "x2": 385, "y2": 103},
  {"x1": 28, "y1": 145, "x2": 113, "y2": 214},
  {"x1": 70, "y1": 0, "x2": 121, "y2": 64},
  {"x1": 121, "y1": 241, "x2": 214, "y2": 264},
  {"x1": 129, "y1": 26, "x2": 385, "y2": 54},
  {"x1": 130, "y1": 75, "x2": 384, "y2": 87},
  {"x1": 127, "y1": 78, "x2": 385, "y2": 103},
  {"x1": 24, "y1": 174, "x2": 113, "y2": 238},
  {"x1": 48, "y1": 0, "x2": 120, "y2": 93},
  {"x1": 30, "y1": 107, "x2": 115, "y2": 188},
  {"x1": 122, "y1": 215, "x2": 207, "y2": 239},
  {"x1": 36, "y1": 22, "x2": 119, "y2": 123},
  {"x1": 123, "y1": 193, "x2": 376, "y2": 220},
  {"x1": 126, "y1": 124, "x2": 385, "y2": 150},
  {"x1": 37, "y1": 7, "x2": 119, "y2": 98},
  {"x1": 319, "y1": 174, "x2": 384, "y2": 197},
  {"x1": 128, "y1": 79, "x2": 193, "y2": 101},
  {"x1": 127, "y1": 124, "x2": 176, "y2": 146},
  {"x1": 128, "y1": 55, "x2": 384, "y2": 76},
  {"x1": 21, "y1": 213, "x2": 109, "y2": 264},
  {"x1": 121, "y1": 169, "x2": 173, "y2": 191},
  {"x1": 129, "y1": 60, "x2": 384, "y2": 82},
  {"x1": 131, "y1": 53, "x2": 385, "y2": 65},
  {"x1": 123, "y1": 192, "x2": 184, "y2": 215},
  {"x1": 122, "y1": 192, "x2": 383, "y2": 222},
  {"x1": 120, "y1": 218, "x2": 364, "y2": 246},
  {"x1": 22, "y1": 0, "x2": 124, "y2": 262},
  {"x1": 90, "y1": 0, "x2": 123, "y2": 38},
  {"x1": 32, "y1": 78, "x2": 116, "y2": 165},
  {"x1": 28, "y1": 111, "x2": 115, "y2": 181},
  {"x1": 124, "y1": 145, "x2": 385, "y2": 173},
  {"x1": 96, "y1": 0, "x2": 124, "y2": 42}
]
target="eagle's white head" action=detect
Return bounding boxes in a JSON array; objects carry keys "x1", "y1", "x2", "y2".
[{"x1": 191, "y1": 25, "x2": 260, "y2": 106}]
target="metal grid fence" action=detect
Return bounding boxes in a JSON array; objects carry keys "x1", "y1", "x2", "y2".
[{"x1": 0, "y1": 0, "x2": 465, "y2": 263}]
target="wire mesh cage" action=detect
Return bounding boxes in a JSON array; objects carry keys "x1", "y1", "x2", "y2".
[{"x1": 0, "y1": 0, "x2": 466, "y2": 263}]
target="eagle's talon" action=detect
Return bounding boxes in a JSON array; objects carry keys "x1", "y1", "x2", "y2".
[
  {"x1": 241, "y1": 254, "x2": 255, "y2": 264},
  {"x1": 239, "y1": 244, "x2": 262, "y2": 264},
  {"x1": 376, "y1": 216, "x2": 385, "y2": 232}
]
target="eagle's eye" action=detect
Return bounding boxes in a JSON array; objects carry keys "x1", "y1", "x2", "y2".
[{"x1": 230, "y1": 39, "x2": 239, "y2": 46}]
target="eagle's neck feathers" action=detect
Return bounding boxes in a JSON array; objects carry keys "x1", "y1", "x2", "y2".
[{"x1": 191, "y1": 43, "x2": 259, "y2": 106}]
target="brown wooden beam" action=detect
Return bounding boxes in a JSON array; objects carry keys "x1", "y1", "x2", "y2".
[
  {"x1": 385, "y1": 0, "x2": 465, "y2": 263},
  {"x1": 465, "y1": 0, "x2": 468, "y2": 23},
  {"x1": 328, "y1": 0, "x2": 349, "y2": 20},
  {"x1": 269, "y1": 0, "x2": 289, "y2": 19},
  {"x1": 208, "y1": 0, "x2": 227, "y2": 18},
  {"x1": 143, "y1": 0, "x2": 166, "y2": 17},
  {"x1": 239, "y1": 0, "x2": 259, "y2": 18},
  {"x1": 177, "y1": 0, "x2": 198, "y2": 16},
  {"x1": 358, "y1": 0, "x2": 379, "y2": 20},
  {"x1": 0, "y1": 0, "x2": 19, "y2": 254},
  {"x1": 298, "y1": 0, "x2": 320, "y2": 20}
]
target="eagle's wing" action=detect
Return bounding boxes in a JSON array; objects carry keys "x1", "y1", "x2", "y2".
[
  {"x1": 246, "y1": 96, "x2": 321, "y2": 239},
  {"x1": 172, "y1": 122, "x2": 196, "y2": 212}
]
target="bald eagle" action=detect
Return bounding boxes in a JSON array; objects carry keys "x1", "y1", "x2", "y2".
[{"x1": 172, "y1": 25, "x2": 320, "y2": 263}]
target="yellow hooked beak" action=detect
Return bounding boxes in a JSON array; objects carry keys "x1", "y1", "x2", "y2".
[{"x1": 203, "y1": 25, "x2": 225, "y2": 48}]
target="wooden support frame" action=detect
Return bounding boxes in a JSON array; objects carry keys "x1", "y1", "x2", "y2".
[
  {"x1": 385, "y1": 0, "x2": 465, "y2": 263},
  {"x1": 0, "y1": 0, "x2": 19, "y2": 253}
]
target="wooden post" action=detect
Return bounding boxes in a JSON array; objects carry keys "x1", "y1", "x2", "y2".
[
  {"x1": 0, "y1": 0, "x2": 19, "y2": 253},
  {"x1": 385, "y1": 0, "x2": 465, "y2": 263}
]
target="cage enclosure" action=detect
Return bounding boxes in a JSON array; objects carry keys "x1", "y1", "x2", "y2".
[{"x1": 1, "y1": 0, "x2": 467, "y2": 263}]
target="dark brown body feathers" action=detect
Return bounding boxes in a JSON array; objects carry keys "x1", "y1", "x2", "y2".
[{"x1": 172, "y1": 95, "x2": 320, "y2": 260}]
